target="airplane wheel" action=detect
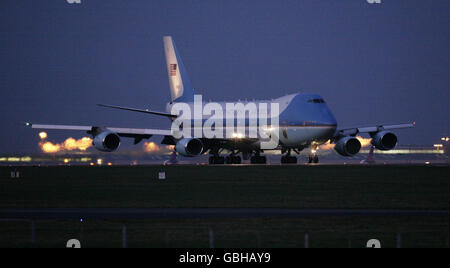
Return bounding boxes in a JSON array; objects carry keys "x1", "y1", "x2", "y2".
[
  {"x1": 288, "y1": 156, "x2": 297, "y2": 164},
  {"x1": 281, "y1": 156, "x2": 287, "y2": 164},
  {"x1": 308, "y1": 156, "x2": 313, "y2": 164},
  {"x1": 225, "y1": 156, "x2": 233, "y2": 164},
  {"x1": 225, "y1": 155, "x2": 241, "y2": 164},
  {"x1": 216, "y1": 156, "x2": 225, "y2": 164},
  {"x1": 210, "y1": 156, "x2": 225, "y2": 165}
]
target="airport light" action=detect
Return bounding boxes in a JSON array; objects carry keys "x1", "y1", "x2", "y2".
[
  {"x1": 39, "y1": 132, "x2": 48, "y2": 140},
  {"x1": 433, "y1": 144, "x2": 443, "y2": 151}
]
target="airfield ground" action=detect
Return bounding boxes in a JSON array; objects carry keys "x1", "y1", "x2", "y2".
[{"x1": 0, "y1": 165, "x2": 448, "y2": 248}]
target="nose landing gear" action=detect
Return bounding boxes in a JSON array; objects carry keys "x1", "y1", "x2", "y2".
[{"x1": 308, "y1": 147, "x2": 319, "y2": 164}]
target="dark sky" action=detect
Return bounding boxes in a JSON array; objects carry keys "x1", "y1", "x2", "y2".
[{"x1": 0, "y1": 0, "x2": 448, "y2": 154}]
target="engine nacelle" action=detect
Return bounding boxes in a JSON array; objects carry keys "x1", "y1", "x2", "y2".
[
  {"x1": 334, "y1": 136, "x2": 362, "y2": 157},
  {"x1": 371, "y1": 131, "x2": 398, "y2": 151},
  {"x1": 175, "y1": 138, "x2": 203, "y2": 157},
  {"x1": 93, "y1": 131, "x2": 121, "y2": 152}
]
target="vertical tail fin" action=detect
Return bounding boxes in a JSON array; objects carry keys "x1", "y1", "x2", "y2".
[{"x1": 163, "y1": 36, "x2": 195, "y2": 103}]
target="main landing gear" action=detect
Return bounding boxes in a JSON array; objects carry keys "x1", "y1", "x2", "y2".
[
  {"x1": 209, "y1": 155, "x2": 225, "y2": 164},
  {"x1": 280, "y1": 148, "x2": 300, "y2": 164},
  {"x1": 281, "y1": 149, "x2": 297, "y2": 164},
  {"x1": 208, "y1": 149, "x2": 266, "y2": 165},
  {"x1": 250, "y1": 151, "x2": 267, "y2": 164},
  {"x1": 250, "y1": 155, "x2": 267, "y2": 164},
  {"x1": 225, "y1": 154, "x2": 242, "y2": 164},
  {"x1": 209, "y1": 150, "x2": 242, "y2": 165}
]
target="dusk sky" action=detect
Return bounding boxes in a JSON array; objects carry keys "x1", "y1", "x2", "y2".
[{"x1": 0, "y1": 0, "x2": 448, "y2": 154}]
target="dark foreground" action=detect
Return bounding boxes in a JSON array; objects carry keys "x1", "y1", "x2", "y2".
[
  {"x1": 1, "y1": 165, "x2": 449, "y2": 209},
  {"x1": 0, "y1": 165, "x2": 448, "y2": 248}
]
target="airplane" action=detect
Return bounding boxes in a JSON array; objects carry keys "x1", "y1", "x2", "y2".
[{"x1": 26, "y1": 36, "x2": 415, "y2": 164}]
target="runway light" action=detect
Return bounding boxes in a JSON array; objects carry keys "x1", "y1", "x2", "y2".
[
  {"x1": 89, "y1": 162, "x2": 95, "y2": 166},
  {"x1": 107, "y1": 162, "x2": 113, "y2": 166},
  {"x1": 232, "y1": 133, "x2": 244, "y2": 139},
  {"x1": 21, "y1": 157, "x2": 31, "y2": 162},
  {"x1": 97, "y1": 159, "x2": 103, "y2": 165},
  {"x1": 63, "y1": 158, "x2": 70, "y2": 164},
  {"x1": 425, "y1": 162, "x2": 430, "y2": 165}
]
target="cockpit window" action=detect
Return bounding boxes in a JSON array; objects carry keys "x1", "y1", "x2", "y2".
[{"x1": 307, "y1": 98, "x2": 325, "y2": 104}]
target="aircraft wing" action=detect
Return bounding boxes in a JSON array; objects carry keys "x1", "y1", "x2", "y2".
[
  {"x1": 336, "y1": 122, "x2": 416, "y2": 137},
  {"x1": 25, "y1": 123, "x2": 172, "y2": 144}
]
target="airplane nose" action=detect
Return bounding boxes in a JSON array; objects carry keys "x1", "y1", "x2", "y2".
[
  {"x1": 318, "y1": 107, "x2": 337, "y2": 126},
  {"x1": 327, "y1": 114, "x2": 337, "y2": 126}
]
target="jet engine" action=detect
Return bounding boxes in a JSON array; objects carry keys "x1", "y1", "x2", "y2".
[
  {"x1": 371, "y1": 131, "x2": 398, "y2": 151},
  {"x1": 175, "y1": 138, "x2": 203, "y2": 157},
  {"x1": 334, "y1": 136, "x2": 362, "y2": 157},
  {"x1": 93, "y1": 131, "x2": 121, "y2": 152}
]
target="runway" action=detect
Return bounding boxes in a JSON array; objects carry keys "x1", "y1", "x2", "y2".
[{"x1": 0, "y1": 208, "x2": 449, "y2": 220}]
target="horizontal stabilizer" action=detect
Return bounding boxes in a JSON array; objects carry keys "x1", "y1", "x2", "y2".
[{"x1": 98, "y1": 104, "x2": 177, "y2": 118}]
